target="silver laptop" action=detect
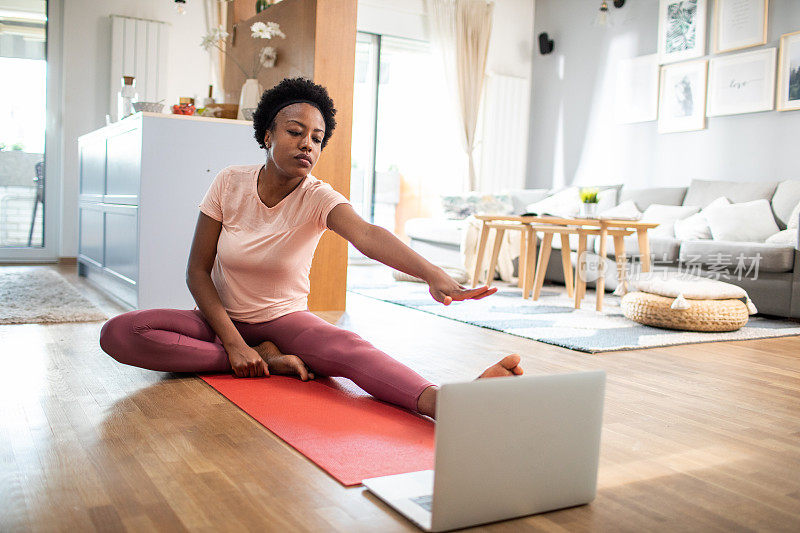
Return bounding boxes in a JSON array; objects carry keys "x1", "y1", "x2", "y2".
[{"x1": 362, "y1": 371, "x2": 606, "y2": 532}]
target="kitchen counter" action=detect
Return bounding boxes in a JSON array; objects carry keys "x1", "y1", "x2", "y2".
[{"x1": 77, "y1": 112, "x2": 264, "y2": 309}]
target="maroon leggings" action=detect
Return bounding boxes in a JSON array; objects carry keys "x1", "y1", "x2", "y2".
[{"x1": 99, "y1": 309, "x2": 434, "y2": 412}]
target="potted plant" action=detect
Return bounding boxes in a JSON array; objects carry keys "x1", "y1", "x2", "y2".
[
  {"x1": 579, "y1": 188, "x2": 599, "y2": 218},
  {"x1": 200, "y1": 21, "x2": 286, "y2": 120}
]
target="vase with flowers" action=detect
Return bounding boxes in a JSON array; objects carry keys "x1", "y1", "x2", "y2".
[
  {"x1": 579, "y1": 187, "x2": 599, "y2": 218},
  {"x1": 201, "y1": 21, "x2": 286, "y2": 120}
]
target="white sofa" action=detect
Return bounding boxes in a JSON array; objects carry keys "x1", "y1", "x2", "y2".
[{"x1": 405, "y1": 179, "x2": 800, "y2": 318}]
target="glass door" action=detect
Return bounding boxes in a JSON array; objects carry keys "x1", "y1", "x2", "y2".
[
  {"x1": 349, "y1": 32, "x2": 467, "y2": 249},
  {"x1": 0, "y1": 0, "x2": 59, "y2": 261}
]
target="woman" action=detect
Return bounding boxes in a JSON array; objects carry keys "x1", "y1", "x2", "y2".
[{"x1": 99, "y1": 77, "x2": 523, "y2": 419}]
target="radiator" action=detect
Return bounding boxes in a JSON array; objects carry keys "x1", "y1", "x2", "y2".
[{"x1": 478, "y1": 73, "x2": 530, "y2": 193}]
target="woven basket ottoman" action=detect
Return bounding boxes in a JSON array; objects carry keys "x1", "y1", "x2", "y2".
[{"x1": 619, "y1": 273, "x2": 757, "y2": 332}]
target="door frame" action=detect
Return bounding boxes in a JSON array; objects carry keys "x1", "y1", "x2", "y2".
[{"x1": 0, "y1": 0, "x2": 62, "y2": 263}]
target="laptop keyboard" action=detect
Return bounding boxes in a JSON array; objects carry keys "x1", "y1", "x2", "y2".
[{"x1": 411, "y1": 494, "x2": 433, "y2": 512}]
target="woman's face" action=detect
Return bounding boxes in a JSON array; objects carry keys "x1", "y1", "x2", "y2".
[{"x1": 264, "y1": 103, "x2": 325, "y2": 179}]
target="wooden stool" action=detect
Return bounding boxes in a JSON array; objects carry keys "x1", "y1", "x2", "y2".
[
  {"x1": 471, "y1": 221, "x2": 536, "y2": 293},
  {"x1": 574, "y1": 227, "x2": 635, "y2": 310},
  {"x1": 529, "y1": 226, "x2": 576, "y2": 300}
]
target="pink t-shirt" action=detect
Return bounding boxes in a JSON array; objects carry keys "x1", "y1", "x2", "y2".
[{"x1": 198, "y1": 164, "x2": 349, "y2": 323}]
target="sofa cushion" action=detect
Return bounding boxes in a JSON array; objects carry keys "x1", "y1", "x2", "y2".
[
  {"x1": 405, "y1": 218, "x2": 467, "y2": 246},
  {"x1": 525, "y1": 187, "x2": 581, "y2": 217},
  {"x1": 641, "y1": 204, "x2": 701, "y2": 238},
  {"x1": 771, "y1": 179, "x2": 800, "y2": 229},
  {"x1": 619, "y1": 187, "x2": 687, "y2": 210},
  {"x1": 679, "y1": 240, "x2": 795, "y2": 273},
  {"x1": 599, "y1": 200, "x2": 642, "y2": 220},
  {"x1": 705, "y1": 199, "x2": 780, "y2": 242},
  {"x1": 683, "y1": 179, "x2": 778, "y2": 208},
  {"x1": 766, "y1": 229, "x2": 799, "y2": 247},
  {"x1": 595, "y1": 235, "x2": 681, "y2": 263},
  {"x1": 504, "y1": 188, "x2": 549, "y2": 215}
]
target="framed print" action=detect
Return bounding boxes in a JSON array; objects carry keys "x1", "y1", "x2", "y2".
[
  {"x1": 714, "y1": 0, "x2": 769, "y2": 53},
  {"x1": 777, "y1": 30, "x2": 800, "y2": 112},
  {"x1": 658, "y1": 60, "x2": 708, "y2": 133},
  {"x1": 658, "y1": 0, "x2": 708, "y2": 64},
  {"x1": 615, "y1": 54, "x2": 660, "y2": 124},
  {"x1": 707, "y1": 48, "x2": 776, "y2": 116}
]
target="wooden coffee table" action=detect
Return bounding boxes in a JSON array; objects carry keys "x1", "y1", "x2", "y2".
[{"x1": 472, "y1": 215, "x2": 660, "y2": 311}]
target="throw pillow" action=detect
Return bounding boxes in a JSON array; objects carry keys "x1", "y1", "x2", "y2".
[
  {"x1": 524, "y1": 187, "x2": 581, "y2": 217},
  {"x1": 596, "y1": 188, "x2": 618, "y2": 213},
  {"x1": 441, "y1": 193, "x2": 474, "y2": 219},
  {"x1": 476, "y1": 194, "x2": 514, "y2": 216},
  {"x1": 504, "y1": 189, "x2": 549, "y2": 215},
  {"x1": 705, "y1": 199, "x2": 780, "y2": 242},
  {"x1": 598, "y1": 200, "x2": 642, "y2": 220},
  {"x1": 765, "y1": 229, "x2": 799, "y2": 247},
  {"x1": 631, "y1": 271, "x2": 748, "y2": 299},
  {"x1": 674, "y1": 196, "x2": 730, "y2": 240},
  {"x1": 788, "y1": 200, "x2": 800, "y2": 230},
  {"x1": 641, "y1": 204, "x2": 701, "y2": 238},
  {"x1": 441, "y1": 193, "x2": 514, "y2": 219}
]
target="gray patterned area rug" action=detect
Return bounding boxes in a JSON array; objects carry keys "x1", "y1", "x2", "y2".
[
  {"x1": 0, "y1": 268, "x2": 107, "y2": 325},
  {"x1": 348, "y1": 281, "x2": 800, "y2": 353}
]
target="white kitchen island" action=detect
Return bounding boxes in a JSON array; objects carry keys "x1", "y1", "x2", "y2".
[{"x1": 77, "y1": 112, "x2": 264, "y2": 309}]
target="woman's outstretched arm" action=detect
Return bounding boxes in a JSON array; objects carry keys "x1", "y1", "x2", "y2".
[{"x1": 326, "y1": 203, "x2": 496, "y2": 305}]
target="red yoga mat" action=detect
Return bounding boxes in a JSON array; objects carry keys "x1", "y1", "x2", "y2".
[{"x1": 199, "y1": 374, "x2": 435, "y2": 486}]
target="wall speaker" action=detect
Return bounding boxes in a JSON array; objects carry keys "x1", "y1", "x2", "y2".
[{"x1": 538, "y1": 32, "x2": 554, "y2": 55}]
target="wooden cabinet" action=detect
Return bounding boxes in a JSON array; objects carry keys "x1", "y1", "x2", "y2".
[{"x1": 77, "y1": 112, "x2": 263, "y2": 309}]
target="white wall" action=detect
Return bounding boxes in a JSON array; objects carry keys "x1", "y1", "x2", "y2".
[
  {"x1": 58, "y1": 0, "x2": 212, "y2": 257},
  {"x1": 527, "y1": 0, "x2": 800, "y2": 190},
  {"x1": 357, "y1": 0, "x2": 429, "y2": 40},
  {"x1": 485, "y1": 0, "x2": 534, "y2": 79}
]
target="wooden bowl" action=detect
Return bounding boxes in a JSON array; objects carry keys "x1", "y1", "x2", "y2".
[{"x1": 201, "y1": 103, "x2": 239, "y2": 119}]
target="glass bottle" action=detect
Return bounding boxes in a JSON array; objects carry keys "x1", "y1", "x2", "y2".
[{"x1": 118, "y1": 75, "x2": 138, "y2": 120}]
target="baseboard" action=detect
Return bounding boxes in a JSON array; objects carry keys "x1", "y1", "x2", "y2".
[{"x1": 58, "y1": 257, "x2": 77, "y2": 265}]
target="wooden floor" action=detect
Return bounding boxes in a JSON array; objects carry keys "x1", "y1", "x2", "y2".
[{"x1": 2, "y1": 264, "x2": 800, "y2": 532}]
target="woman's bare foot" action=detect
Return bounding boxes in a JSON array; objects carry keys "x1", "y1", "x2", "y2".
[
  {"x1": 416, "y1": 355, "x2": 524, "y2": 419},
  {"x1": 253, "y1": 341, "x2": 314, "y2": 381},
  {"x1": 477, "y1": 354, "x2": 524, "y2": 379}
]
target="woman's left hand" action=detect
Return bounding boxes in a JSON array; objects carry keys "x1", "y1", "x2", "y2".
[{"x1": 426, "y1": 269, "x2": 497, "y2": 305}]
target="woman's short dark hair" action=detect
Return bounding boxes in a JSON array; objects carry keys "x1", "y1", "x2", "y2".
[{"x1": 252, "y1": 77, "x2": 337, "y2": 150}]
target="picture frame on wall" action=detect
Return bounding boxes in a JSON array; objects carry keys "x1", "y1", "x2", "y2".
[
  {"x1": 777, "y1": 30, "x2": 800, "y2": 112},
  {"x1": 615, "y1": 54, "x2": 660, "y2": 124},
  {"x1": 713, "y1": 0, "x2": 769, "y2": 53},
  {"x1": 658, "y1": 60, "x2": 709, "y2": 133},
  {"x1": 658, "y1": 0, "x2": 708, "y2": 64},
  {"x1": 707, "y1": 48, "x2": 776, "y2": 116}
]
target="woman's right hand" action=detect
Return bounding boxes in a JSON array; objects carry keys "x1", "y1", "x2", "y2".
[{"x1": 225, "y1": 343, "x2": 270, "y2": 378}]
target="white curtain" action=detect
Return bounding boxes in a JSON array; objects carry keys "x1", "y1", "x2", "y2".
[
  {"x1": 203, "y1": 0, "x2": 228, "y2": 100},
  {"x1": 427, "y1": 0, "x2": 494, "y2": 191}
]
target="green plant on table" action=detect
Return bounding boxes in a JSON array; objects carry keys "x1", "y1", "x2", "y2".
[{"x1": 579, "y1": 187, "x2": 599, "y2": 204}]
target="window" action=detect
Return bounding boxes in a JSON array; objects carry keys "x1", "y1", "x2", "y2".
[{"x1": 350, "y1": 32, "x2": 467, "y2": 246}]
